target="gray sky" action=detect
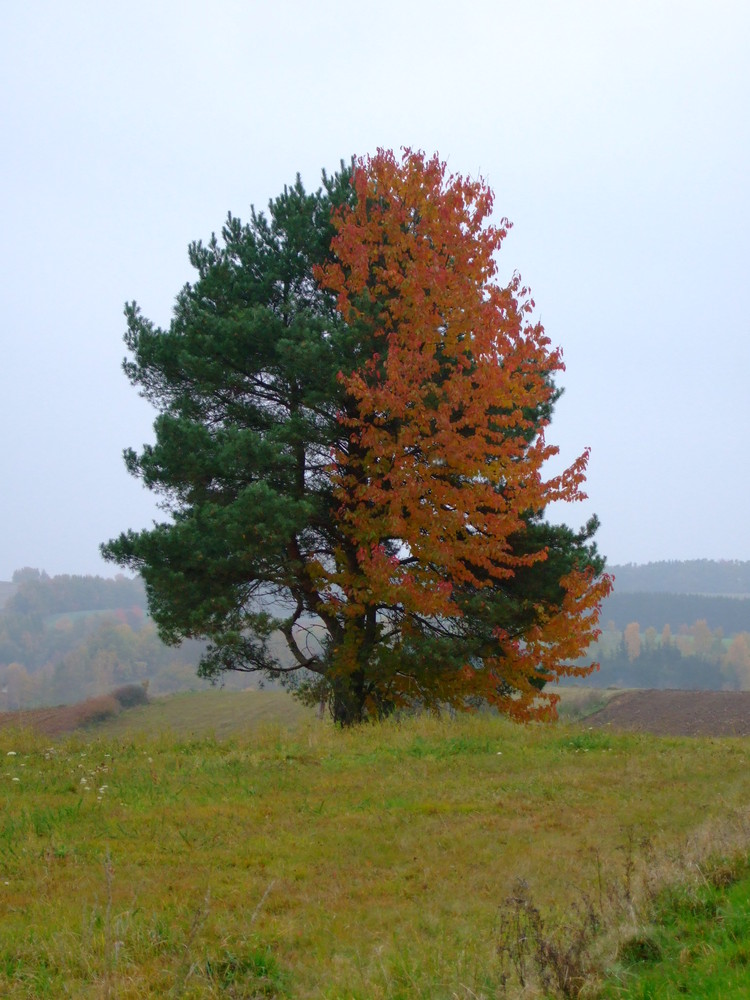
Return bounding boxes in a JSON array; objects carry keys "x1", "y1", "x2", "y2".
[{"x1": 2, "y1": 0, "x2": 749, "y2": 580}]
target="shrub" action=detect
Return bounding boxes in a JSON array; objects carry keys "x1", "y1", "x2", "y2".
[{"x1": 111, "y1": 683, "x2": 150, "y2": 709}]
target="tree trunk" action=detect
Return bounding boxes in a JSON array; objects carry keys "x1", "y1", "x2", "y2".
[{"x1": 329, "y1": 669, "x2": 367, "y2": 726}]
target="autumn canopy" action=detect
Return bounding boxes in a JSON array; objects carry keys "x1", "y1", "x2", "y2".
[{"x1": 103, "y1": 149, "x2": 612, "y2": 724}]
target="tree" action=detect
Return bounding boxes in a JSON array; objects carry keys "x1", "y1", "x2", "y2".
[
  {"x1": 103, "y1": 150, "x2": 611, "y2": 724},
  {"x1": 2, "y1": 662, "x2": 34, "y2": 710},
  {"x1": 624, "y1": 622, "x2": 641, "y2": 661},
  {"x1": 11, "y1": 567, "x2": 49, "y2": 585},
  {"x1": 724, "y1": 633, "x2": 750, "y2": 689}
]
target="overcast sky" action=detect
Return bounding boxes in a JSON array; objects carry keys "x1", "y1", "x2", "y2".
[{"x1": 2, "y1": 0, "x2": 748, "y2": 580}]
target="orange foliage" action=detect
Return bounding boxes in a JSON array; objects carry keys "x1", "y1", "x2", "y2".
[
  {"x1": 316, "y1": 150, "x2": 611, "y2": 720},
  {"x1": 624, "y1": 622, "x2": 641, "y2": 661}
]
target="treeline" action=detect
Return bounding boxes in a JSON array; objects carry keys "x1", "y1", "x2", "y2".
[
  {"x1": 6, "y1": 567, "x2": 147, "y2": 616},
  {"x1": 608, "y1": 560, "x2": 750, "y2": 595},
  {"x1": 599, "y1": 592, "x2": 750, "y2": 634},
  {"x1": 583, "y1": 621, "x2": 750, "y2": 691},
  {"x1": 0, "y1": 618, "x2": 212, "y2": 709},
  {"x1": 589, "y1": 562, "x2": 750, "y2": 689},
  {"x1": 0, "y1": 568, "x2": 239, "y2": 709},
  {"x1": 5, "y1": 561, "x2": 750, "y2": 704}
]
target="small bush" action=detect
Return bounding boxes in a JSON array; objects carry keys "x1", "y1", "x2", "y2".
[{"x1": 111, "y1": 684, "x2": 150, "y2": 709}]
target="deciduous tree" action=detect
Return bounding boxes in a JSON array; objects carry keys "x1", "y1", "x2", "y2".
[
  {"x1": 103, "y1": 151, "x2": 611, "y2": 724},
  {"x1": 624, "y1": 622, "x2": 641, "y2": 661},
  {"x1": 724, "y1": 633, "x2": 750, "y2": 688}
]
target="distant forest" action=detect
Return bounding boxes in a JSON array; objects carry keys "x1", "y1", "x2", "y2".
[
  {"x1": 3, "y1": 567, "x2": 147, "y2": 616},
  {"x1": 607, "y1": 559, "x2": 750, "y2": 595},
  {"x1": 0, "y1": 568, "x2": 251, "y2": 711},
  {"x1": 598, "y1": 560, "x2": 750, "y2": 653},
  {"x1": 599, "y1": 592, "x2": 750, "y2": 634},
  {"x1": 580, "y1": 561, "x2": 750, "y2": 691},
  {"x1": 2, "y1": 560, "x2": 750, "y2": 706}
]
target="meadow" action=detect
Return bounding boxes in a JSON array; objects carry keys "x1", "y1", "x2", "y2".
[{"x1": 1, "y1": 691, "x2": 750, "y2": 997}]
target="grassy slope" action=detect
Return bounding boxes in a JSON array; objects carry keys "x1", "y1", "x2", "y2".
[
  {"x1": 95, "y1": 686, "x2": 625, "y2": 738},
  {"x1": 0, "y1": 690, "x2": 313, "y2": 739},
  {"x1": 0, "y1": 685, "x2": 620, "y2": 740},
  {"x1": 1, "y1": 696, "x2": 749, "y2": 998},
  {"x1": 94, "y1": 689, "x2": 314, "y2": 740}
]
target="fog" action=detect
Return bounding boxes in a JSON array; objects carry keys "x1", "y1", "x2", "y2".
[{"x1": 2, "y1": 1, "x2": 748, "y2": 578}]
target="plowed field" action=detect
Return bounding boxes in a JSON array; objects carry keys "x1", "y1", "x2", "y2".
[{"x1": 586, "y1": 689, "x2": 750, "y2": 737}]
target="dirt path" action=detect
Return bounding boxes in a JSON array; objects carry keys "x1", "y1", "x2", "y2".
[{"x1": 585, "y1": 689, "x2": 750, "y2": 737}]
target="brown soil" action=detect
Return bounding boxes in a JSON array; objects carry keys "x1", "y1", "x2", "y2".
[{"x1": 585, "y1": 689, "x2": 750, "y2": 737}]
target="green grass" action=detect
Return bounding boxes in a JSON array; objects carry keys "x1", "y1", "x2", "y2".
[
  {"x1": 1, "y1": 697, "x2": 750, "y2": 997},
  {"x1": 601, "y1": 859, "x2": 750, "y2": 998}
]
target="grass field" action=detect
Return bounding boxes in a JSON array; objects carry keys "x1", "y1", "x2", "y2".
[
  {"x1": 93, "y1": 689, "x2": 313, "y2": 741},
  {"x1": 1, "y1": 692, "x2": 749, "y2": 997}
]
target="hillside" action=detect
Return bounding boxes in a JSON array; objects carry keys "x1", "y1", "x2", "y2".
[
  {"x1": 586, "y1": 688, "x2": 750, "y2": 736},
  {"x1": 600, "y1": 560, "x2": 750, "y2": 630},
  {"x1": 6, "y1": 684, "x2": 748, "y2": 741},
  {"x1": 90, "y1": 687, "x2": 312, "y2": 739},
  {"x1": 0, "y1": 571, "x2": 209, "y2": 709},
  {"x1": 0, "y1": 687, "x2": 314, "y2": 739},
  {"x1": 607, "y1": 559, "x2": 750, "y2": 595},
  {"x1": 598, "y1": 590, "x2": 750, "y2": 632}
]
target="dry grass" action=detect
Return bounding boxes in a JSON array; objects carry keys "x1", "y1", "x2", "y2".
[
  {"x1": 552, "y1": 686, "x2": 625, "y2": 722},
  {"x1": 1, "y1": 705, "x2": 749, "y2": 997},
  {"x1": 95, "y1": 688, "x2": 313, "y2": 740}
]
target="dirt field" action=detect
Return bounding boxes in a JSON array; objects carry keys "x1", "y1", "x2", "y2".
[{"x1": 585, "y1": 689, "x2": 750, "y2": 737}]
